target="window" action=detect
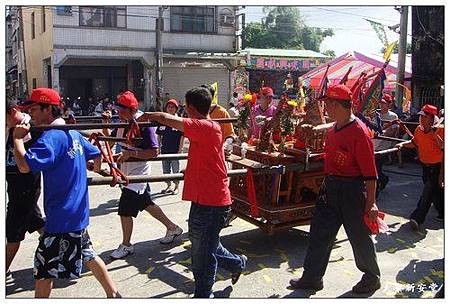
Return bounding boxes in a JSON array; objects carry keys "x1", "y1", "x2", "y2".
[
  {"x1": 171, "y1": 6, "x2": 216, "y2": 34},
  {"x1": 32, "y1": 78, "x2": 37, "y2": 89},
  {"x1": 79, "y1": 6, "x2": 126, "y2": 28},
  {"x1": 56, "y1": 6, "x2": 72, "y2": 15},
  {"x1": 31, "y1": 12, "x2": 35, "y2": 39},
  {"x1": 41, "y1": 6, "x2": 46, "y2": 33}
]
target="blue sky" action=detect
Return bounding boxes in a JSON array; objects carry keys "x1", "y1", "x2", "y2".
[{"x1": 243, "y1": 6, "x2": 412, "y2": 57}]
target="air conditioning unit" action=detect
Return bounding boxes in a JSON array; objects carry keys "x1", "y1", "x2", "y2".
[{"x1": 220, "y1": 15, "x2": 235, "y2": 27}]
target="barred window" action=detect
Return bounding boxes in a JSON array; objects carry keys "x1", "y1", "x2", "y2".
[
  {"x1": 79, "y1": 6, "x2": 126, "y2": 28},
  {"x1": 171, "y1": 6, "x2": 216, "y2": 34}
]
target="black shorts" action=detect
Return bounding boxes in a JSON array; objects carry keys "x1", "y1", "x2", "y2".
[
  {"x1": 6, "y1": 191, "x2": 45, "y2": 243},
  {"x1": 118, "y1": 184, "x2": 155, "y2": 217},
  {"x1": 33, "y1": 229, "x2": 97, "y2": 280}
]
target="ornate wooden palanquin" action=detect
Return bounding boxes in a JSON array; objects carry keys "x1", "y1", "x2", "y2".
[{"x1": 228, "y1": 143, "x2": 326, "y2": 234}]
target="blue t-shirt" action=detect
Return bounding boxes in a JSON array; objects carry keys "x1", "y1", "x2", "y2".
[
  {"x1": 24, "y1": 130, "x2": 100, "y2": 233},
  {"x1": 156, "y1": 126, "x2": 184, "y2": 154}
]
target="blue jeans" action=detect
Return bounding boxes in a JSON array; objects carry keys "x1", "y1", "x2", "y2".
[
  {"x1": 162, "y1": 160, "x2": 180, "y2": 174},
  {"x1": 188, "y1": 202, "x2": 246, "y2": 298}
]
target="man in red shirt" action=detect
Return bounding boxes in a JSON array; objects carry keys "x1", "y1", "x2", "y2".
[
  {"x1": 138, "y1": 87, "x2": 247, "y2": 298},
  {"x1": 289, "y1": 84, "x2": 381, "y2": 294}
]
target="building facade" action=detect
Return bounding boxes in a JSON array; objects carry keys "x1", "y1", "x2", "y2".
[
  {"x1": 19, "y1": 5, "x2": 241, "y2": 109},
  {"x1": 6, "y1": 7, "x2": 27, "y2": 100},
  {"x1": 411, "y1": 6, "x2": 444, "y2": 109}
]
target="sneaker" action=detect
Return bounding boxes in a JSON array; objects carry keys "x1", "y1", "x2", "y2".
[
  {"x1": 159, "y1": 226, "x2": 183, "y2": 244},
  {"x1": 434, "y1": 216, "x2": 444, "y2": 222},
  {"x1": 352, "y1": 278, "x2": 381, "y2": 294},
  {"x1": 410, "y1": 219, "x2": 419, "y2": 231},
  {"x1": 231, "y1": 254, "x2": 248, "y2": 284},
  {"x1": 110, "y1": 244, "x2": 135, "y2": 259},
  {"x1": 289, "y1": 277, "x2": 324, "y2": 291}
]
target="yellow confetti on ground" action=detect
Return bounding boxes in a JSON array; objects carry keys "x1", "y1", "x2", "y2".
[
  {"x1": 292, "y1": 270, "x2": 301, "y2": 276},
  {"x1": 235, "y1": 248, "x2": 246, "y2": 253},
  {"x1": 239, "y1": 240, "x2": 251, "y2": 244},
  {"x1": 257, "y1": 263, "x2": 266, "y2": 270},
  {"x1": 395, "y1": 238, "x2": 406, "y2": 243},
  {"x1": 430, "y1": 269, "x2": 444, "y2": 279},
  {"x1": 80, "y1": 272, "x2": 93, "y2": 278},
  {"x1": 416, "y1": 231, "x2": 426, "y2": 237},
  {"x1": 179, "y1": 257, "x2": 192, "y2": 265},
  {"x1": 388, "y1": 247, "x2": 398, "y2": 253},
  {"x1": 145, "y1": 266, "x2": 154, "y2": 274},
  {"x1": 181, "y1": 240, "x2": 191, "y2": 249},
  {"x1": 263, "y1": 275, "x2": 272, "y2": 283},
  {"x1": 216, "y1": 273, "x2": 225, "y2": 280},
  {"x1": 183, "y1": 278, "x2": 194, "y2": 284},
  {"x1": 243, "y1": 271, "x2": 251, "y2": 275},
  {"x1": 423, "y1": 276, "x2": 434, "y2": 284},
  {"x1": 410, "y1": 252, "x2": 419, "y2": 260},
  {"x1": 416, "y1": 278, "x2": 426, "y2": 285},
  {"x1": 397, "y1": 280, "x2": 408, "y2": 285},
  {"x1": 344, "y1": 270, "x2": 354, "y2": 276},
  {"x1": 421, "y1": 291, "x2": 434, "y2": 298},
  {"x1": 280, "y1": 253, "x2": 289, "y2": 262}
]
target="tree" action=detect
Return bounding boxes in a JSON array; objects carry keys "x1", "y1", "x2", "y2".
[
  {"x1": 380, "y1": 42, "x2": 413, "y2": 54},
  {"x1": 323, "y1": 50, "x2": 336, "y2": 58},
  {"x1": 243, "y1": 6, "x2": 334, "y2": 52}
]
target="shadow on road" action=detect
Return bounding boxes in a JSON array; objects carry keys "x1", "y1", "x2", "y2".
[
  {"x1": 92, "y1": 226, "x2": 320, "y2": 298},
  {"x1": 394, "y1": 258, "x2": 444, "y2": 298},
  {"x1": 6, "y1": 267, "x2": 77, "y2": 297}
]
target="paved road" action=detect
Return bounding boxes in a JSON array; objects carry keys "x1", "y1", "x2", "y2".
[{"x1": 6, "y1": 161, "x2": 444, "y2": 298}]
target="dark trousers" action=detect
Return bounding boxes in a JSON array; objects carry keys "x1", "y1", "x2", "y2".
[
  {"x1": 410, "y1": 163, "x2": 444, "y2": 224},
  {"x1": 375, "y1": 155, "x2": 389, "y2": 195},
  {"x1": 188, "y1": 202, "x2": 246, "y2": 298},
  {"x1": 302, "y1": 176, "x2": 381, "y2": 283}
]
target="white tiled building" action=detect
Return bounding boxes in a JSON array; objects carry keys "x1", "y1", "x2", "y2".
[{"x1": 22, "y1": 5, "x2": 241, "y2": 108}]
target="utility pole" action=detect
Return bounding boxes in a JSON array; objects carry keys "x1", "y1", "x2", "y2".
[
  {"x1": 155, "y1": 6, "x2": 165, "y2": 111},
  {"x1": 395, "y1": 6, "x2": 408, "y2": 109}
]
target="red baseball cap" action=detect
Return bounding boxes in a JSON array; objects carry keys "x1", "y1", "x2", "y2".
[
  {"x1": 418, "y1": 104, "x2": 438, "y2": 117},
  {"x1": 22, "y1": 88, "x2": 61, "y2": 107},
  {"x1": 380, "y1": 93, "x2": 393, "y2": 104},
  {"x1": 322, "y1": 84, "x2": 352, "y2": 101},
  {"x1": 117, "y1": 91, "x2": 139, "y2": 109},
  {"x1": 261, "y1": 87, "x2": 274, "y2": 97},
  {"x1": 165, "y1": 99, "x2": 179, "y2": 109}
]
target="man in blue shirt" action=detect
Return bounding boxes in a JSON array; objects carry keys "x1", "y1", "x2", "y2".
[{"x1": 12, "y1": 88, "x2": 120, "y2": 298}]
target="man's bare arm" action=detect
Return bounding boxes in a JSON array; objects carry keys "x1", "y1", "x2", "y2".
[{"x1": 139, "y1": 112, "x2": 184, "y2": 132}]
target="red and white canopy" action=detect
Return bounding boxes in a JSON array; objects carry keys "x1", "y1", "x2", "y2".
[{"x1": 301, "y1": 51, "x2": 411, "y2": 91}]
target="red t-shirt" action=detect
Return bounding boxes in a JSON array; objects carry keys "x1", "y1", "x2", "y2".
[
  {"x1": 182, "y1": 118, "x2": 232, "y2": 206},
  {"x1": 324, "y1": 118, "x2": 377, "y2": 179}
]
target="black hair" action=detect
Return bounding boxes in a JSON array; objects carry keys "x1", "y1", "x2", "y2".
[
  {"x1": 340, "y1": 100, "x2": 352, "y2": 109},
  {"x1": 185, "y1": 87, "x2": 212, "y2": 116},
  {"x1": 233, "y1": 92, "x2": 238, "y2": 98},
  {"x1": 200, "y1": 84, "x2": 215, "y2": 97},
  {"x1": 39, "y1": 104, "x2": 63, "y2": 118}
]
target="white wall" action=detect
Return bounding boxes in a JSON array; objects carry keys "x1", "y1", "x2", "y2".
[{"x1": 52, "y1": 5, "x2": 236, "y2": 52}]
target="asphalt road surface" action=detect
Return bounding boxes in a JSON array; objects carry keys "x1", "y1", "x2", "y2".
[{"x1": 5, "y1": 161, "x2": 444, "y2": 299}]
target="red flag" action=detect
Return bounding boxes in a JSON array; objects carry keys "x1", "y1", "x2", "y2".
[
  {"x1": 339, "y1": 66, "x2": 353, "y2": 85},
  {"x1": 316, "y1": 65, "x2": 330, "y2": 99}
]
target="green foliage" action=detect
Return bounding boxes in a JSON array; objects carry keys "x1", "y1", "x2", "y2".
[
  {"x1": 243, "y1": 6, "x2": 334, "y2": 52},
  {"x1": 322, "y1": 49, "x2": 336, "y2": 58}
]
